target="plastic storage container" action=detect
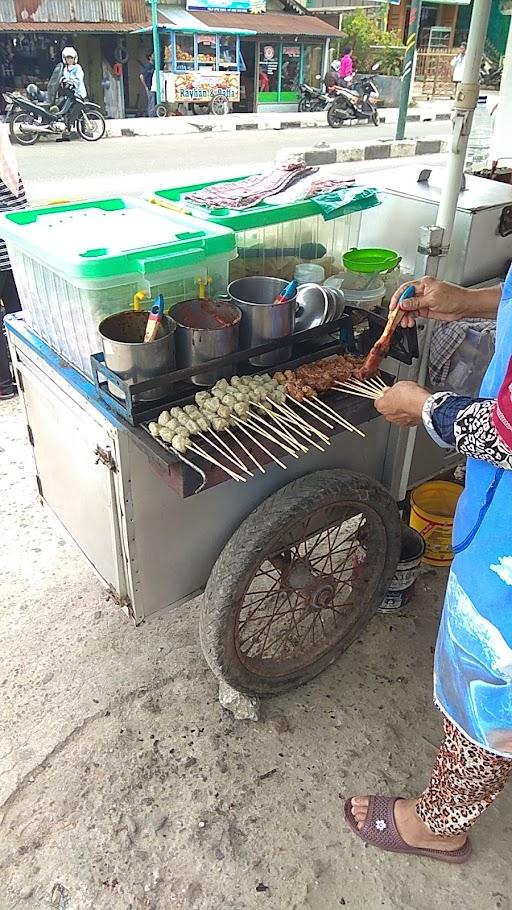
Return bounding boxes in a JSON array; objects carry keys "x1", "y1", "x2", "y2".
[
  {"x1": 151, "y1": 177, "x2": 363, "y2": 284},
  {"x1": 0, "y1": 197, "x2": 237, "y2": 377}
]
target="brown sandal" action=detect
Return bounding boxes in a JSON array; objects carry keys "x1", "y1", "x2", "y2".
[{"x1": 344, "y1": 796, "x2": 472, "y2": 864}]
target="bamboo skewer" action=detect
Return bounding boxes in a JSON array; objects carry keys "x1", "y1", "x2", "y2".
[
  {"x1": 245, "y1": 415, "x2": 300, "y2": 458},
  {"x1": 198, "y1": 432, "x2": 253, "y2": 476},
  {"x1": 232, "y1": 418, "x2": 288, "y2": 470},
  {"x1": 289, "y1": 395, "x2": 334, "y2": 430},
  {"x1": 248, "y1": 399, "x2": 309, "y2": 453},
  {"x1": 188, "y1": 442, "x2": 246, "y2": 482},
  {"x1": 272, "y1": 410, "x2": 326, "y2": 452},
  {"x1": 333, "y1": 385, "x2": 378, "y2": 401},
  {"x1": 225, "y1": 426, "x2": 266, "y2": 475},
  {"x1": 208, "y1": 429, "x2": 251, "y2": 474},
  {"x1": 305, "y1": 396, "x2": 365, "y2": 438},
  {"x1": 248, "y1": 405, "x2": 303, "y2": 452},
  {"x1": 269, "y1": 398, "x2": 331, "y2": 445}
]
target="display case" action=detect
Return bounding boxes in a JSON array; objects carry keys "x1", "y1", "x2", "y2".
[{"x1": 159, "y1": 31, "x2": 244, "y2": 107}]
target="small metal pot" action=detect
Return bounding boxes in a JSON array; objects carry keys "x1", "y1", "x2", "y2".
[
  {"x1": 228, "y1": 276, "x2": 296, "y2": 367},
  {"x1": 172, "y1": 298, "x2": 241, "y2": 386},
  {"x1": 99, "y1": 310, "x2": 176, "y2": 401}
]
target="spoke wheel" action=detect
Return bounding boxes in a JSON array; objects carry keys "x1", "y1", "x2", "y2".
[
  {"x1": 200, "y1": 470, "x2": 401, "y2": 695},
  {"x1": 9, "y1": 111, "x2": 40, "y2": 145},
  {"x1": 77, "y1": 110, "x2": 106, "y2": 141}
]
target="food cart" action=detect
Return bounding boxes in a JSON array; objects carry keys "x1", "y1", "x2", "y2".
[
  {"x1": 5, "y1": 0, "x2": 512, "y2": 697},
  {"x1": 150, "y1": 22, "x2": 255, "y2": 116}
]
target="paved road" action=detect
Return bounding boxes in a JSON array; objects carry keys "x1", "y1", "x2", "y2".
[{"x1": 17, "y1": 119, "x2": 450, "y2": 202}]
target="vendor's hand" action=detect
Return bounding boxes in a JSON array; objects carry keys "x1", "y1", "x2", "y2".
[
  {"x1": 390, "y1": 277, "x2": 469, "y2": 329},
  {"x1": 374, "y1": 381, "x2": 430, "y2": 426}
]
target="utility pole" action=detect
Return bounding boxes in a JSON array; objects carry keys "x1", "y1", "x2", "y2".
[
  {"x1": 395, "y1": 0, "x2": 422, "y2": 140},
  {"x1": 151, "y1": 0, "x2": 162, "y2": 105}
]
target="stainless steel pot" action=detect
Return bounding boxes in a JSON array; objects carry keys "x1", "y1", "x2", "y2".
[
  {"x1": 228, "y1": 276, "x2": 296, "y2": 367},
  {"x1": 172, "y1": 298, "x2": 241, "y2": 386},
  {"x1": 99, "y1": 310, "x2": 176, "y2": 401}
]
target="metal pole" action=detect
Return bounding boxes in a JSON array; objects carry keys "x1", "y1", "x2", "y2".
[
  {"x1": 395, "y1": 0, "x2": 422, "y2": 141},
  {"x1": 151, "y1": 0, "x2": 162, "y2": 105},
  {"x1": 489, "y1": 16, "x2": 512, "y2": 167},
  {"x1": 394, "y1": 0, "x2": 494, "y2": 502}
]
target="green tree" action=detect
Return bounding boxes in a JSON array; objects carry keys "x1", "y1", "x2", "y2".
[{"x1": 339, "y1": 10, "x2": 405, "y2": 76}]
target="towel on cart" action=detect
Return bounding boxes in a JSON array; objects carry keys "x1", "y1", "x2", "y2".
[{"x1": 184, "y1": 165, "x2": 319, "y2": 210}]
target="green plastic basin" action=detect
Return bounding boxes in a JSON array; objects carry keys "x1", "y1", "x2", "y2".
[{"x1": 342, "y1": 247, "x2": 400, "y2": 274}]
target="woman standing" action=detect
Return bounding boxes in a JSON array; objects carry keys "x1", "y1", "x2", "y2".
[
  {"x1": 345, "y1": 273, "x2": 512, "y2": 862},
  {"x1": 0, "y1": 124, "x2": 26, "y2": 400}
]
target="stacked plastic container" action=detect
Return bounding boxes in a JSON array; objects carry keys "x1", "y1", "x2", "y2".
[
  {"x1": 151, "y1": 177, "x2": 363, "y2": 284},
  {"x1": 0, "y1": 197, "x2": 237, "y2": 377}
]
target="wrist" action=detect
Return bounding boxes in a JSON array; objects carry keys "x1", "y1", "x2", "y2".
[{"x1": 462, "y1": 286, "x2": 501, "y2": 319}]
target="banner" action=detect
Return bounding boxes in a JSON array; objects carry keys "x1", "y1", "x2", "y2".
[
  {"x1": 163, "y1": 71, "x2": 240, "y2": 103},
  {"x1": 187, "y1": 0, "x2": 265, "y2": 11}
]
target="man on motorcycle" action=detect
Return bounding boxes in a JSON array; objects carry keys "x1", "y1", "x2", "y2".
[{"x1": 47, "y1": 47, "x2": 87, "y2": 140}]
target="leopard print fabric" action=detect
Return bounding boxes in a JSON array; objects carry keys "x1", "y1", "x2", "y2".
[{"x1": 416, "y1": 718, "x2": 512, "y2": 836}]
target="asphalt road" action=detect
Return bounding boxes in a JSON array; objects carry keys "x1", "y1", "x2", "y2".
[{"x1": 16, "y1": 119, "x2": 450, "y2": 202}]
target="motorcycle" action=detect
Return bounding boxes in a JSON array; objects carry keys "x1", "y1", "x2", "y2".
[
  {"x1": 298, "y1": 82, "x2": 328, "y2": 113},
  {"x1": 3, "y1": 80, "x2": 106, "y2": 145},
  {"x1": 327, "y1": 70, "x2": 380, "y2": 129}
]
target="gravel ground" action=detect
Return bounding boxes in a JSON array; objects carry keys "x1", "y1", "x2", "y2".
[{"x1": 1, "y1": 395, "x2": 512, "y2": 910}]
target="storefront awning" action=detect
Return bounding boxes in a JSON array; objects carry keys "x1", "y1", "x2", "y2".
[
  {"x1": 178, "y1": 10, "x2": 341, "y2": 36},
  {"x1": 134, "y1": 6, "x2": 256, "y2": 35},
  {"x1": 0, "y1": 21, "x2": 145, "y2": 32}
]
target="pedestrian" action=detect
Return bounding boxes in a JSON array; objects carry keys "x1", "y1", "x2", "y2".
[
  {"x1": 451, "y1": 42, "x2": 467, "y2": 94},
  {"x1": 345, "y1": 273, "x2": 512, "y2": 863},
  {"x1": 140, "y1": 52, "x2": 156, "y2": 117},
  {"x1": 0, "y1": 124, "x2": 26, "y2": 400},
  {"x1": 339, "y1": 45, "x2": 354, "y2": 82}
]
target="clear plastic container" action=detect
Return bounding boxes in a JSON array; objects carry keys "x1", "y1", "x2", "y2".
[
  {"x1": 1, "y1": 198, "x2": 237, "y2": 377},
  {"x1": 340, "y1": 280, "x2": 386, "y2": 311},
  {"x1": 466, "y1": 96, "x2": 493, "y2": 174},
  {"x1": 152, "y1": 178, "x2": 363, "y2": 284}
]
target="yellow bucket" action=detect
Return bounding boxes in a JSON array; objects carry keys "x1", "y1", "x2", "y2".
[{"x1": 409, "y1": 481, "x2": 463, "y2": 566}]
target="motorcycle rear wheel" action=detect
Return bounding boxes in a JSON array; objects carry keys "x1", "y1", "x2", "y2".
[
  {"x1": 77, "y1": 109, "x2": 106, "y2": 142},
  {"x1": 372, "y1": 110, "x2": 380, "y2": 127},
  {"x1": 298, "y1": 98, "x2": 311, "y2": 112},
  {"x1": 9, "y1": 111, "x2": 40, "y2": 146},
  {"x1": 327, "y1": 101, "x2": 349, "y2": 129}
]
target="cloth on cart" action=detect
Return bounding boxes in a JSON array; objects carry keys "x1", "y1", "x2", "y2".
[
  {"x1": 311, "y1": 186, "x2": 381, "y2": 222},
  {"x1": 184, "y1": 165, "x2": 319, "y2": 210},
  {"x1": 263, "y1": 168, "x2": 356, "y2": 205},
  {"x1": 429, "y1": 319, "x2": 496, "y2": 386}
]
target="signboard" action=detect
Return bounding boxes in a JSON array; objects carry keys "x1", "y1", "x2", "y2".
[
  {"x1": 163, "y1": 71, "x2": 241, "y2": 103},
  {"x1": 187, "y1": 0, "x2": 265, "y2": 11}
]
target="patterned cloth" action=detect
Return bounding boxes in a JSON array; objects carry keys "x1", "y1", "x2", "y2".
[
  {"x1": 416, "y1": 717, "x2": 512, "y2": 835},
  {"x1": 429, "y1": 319, "x2": 496, "y2": 386},
  {"x1": 185, "y1": 166, "x2": 319, "y2": 211},
  {"x1": 421, "y1": 265, "x2": 512, "y2": 757}
]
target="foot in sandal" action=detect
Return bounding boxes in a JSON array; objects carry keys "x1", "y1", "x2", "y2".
[{"x1": 345, "y1": 796, "x2": 471, "y2": 863}]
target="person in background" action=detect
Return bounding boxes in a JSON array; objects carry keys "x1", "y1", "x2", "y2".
[
  {"x1": 324, "y1": 60, "x2": 341, "y2": 93},
  {"x1": 451, "y1": 42, "x2": 466, "y2": 94},
  {"x1": 345, "y1": 275, "x2": 512, "y2": 864},
  {"x1": 140, "y1": 52, "x2": 156, "y2": 117},
  {"x1": 339, "y1": 45, "x2": 354, "y2": 82},
  {"x1": 0, "y1": 125, "x2": 26, "y2": 400},
  {"x1": 47, "y1": 46, "x2": 87, "y2": 141},
  {"x1": 258, "y1": 68, "x2": 270, "y2": 93}
]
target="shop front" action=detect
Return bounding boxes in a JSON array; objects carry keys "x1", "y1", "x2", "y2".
[{"x1": 257, "y1": 39, "x2": 324, "y2": 107}]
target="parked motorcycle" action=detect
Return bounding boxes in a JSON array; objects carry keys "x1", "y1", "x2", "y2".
[
  {"x1": 3, "y1": 80, "x2": 106, "y2": 145},
  {"x1": 327, "y1": 71, "x2": 380, "y2": 129},
  {"x1": 298, "y1": 82, "x2": 328, "y2": 113}
]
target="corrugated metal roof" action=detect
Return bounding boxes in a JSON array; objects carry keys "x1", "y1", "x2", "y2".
[
  {"x1": 191, "y1": 10, "x2": 341, "y2": 36},
  {"x1": 0, "y1": 0, "x2": 149, "y2": 24},
  {"x1": 0, "y1": 19, "x2": 145, "y2": 30}
]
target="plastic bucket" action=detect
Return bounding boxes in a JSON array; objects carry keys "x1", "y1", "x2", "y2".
[
  {"x1": 409, "y1": 481, "x2": 463, "y2": 566},
  {"x1": 379, "y1": 525, "x2": 426, "y2": 613}
]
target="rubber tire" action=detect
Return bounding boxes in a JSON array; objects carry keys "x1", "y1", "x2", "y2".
[
  {"x1": 155, "y1": 104, "x2": 168, "y2": 118},
  {"x1": 210, "y1": 94, "x2": 230, "y2": 116},
  {"x1": 9, "y1": 111, "x2": 40, "y2": 145},
  {"x1": 200, "y1": 469, "x2": 401, "y2": 696},
  {"x1": 372, "y1": 110, "x2": 380, "y2": 127},
  {"x1": 192, "y1": 103, "x2": 209, "y2": 116},
  {"x1": 327, "y1": 101, "x2": 348, "y2": 129},
  {"x1": 76, "y1": 109, "x2": 106, "y2": 142},
  {"x1": 298, "y1": 98, "x2": 311, "y2": 112}
]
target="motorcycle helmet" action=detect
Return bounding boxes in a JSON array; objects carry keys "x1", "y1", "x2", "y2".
[
  {"x1": 26, "y1": 83, "x2": 39, "y2": 101},
  {"x1": 62, "y1": 46, "x2": 78, "y2": 64},
  {"x1": 331, "y1": 60, "x2": 341, "y2": 74}
]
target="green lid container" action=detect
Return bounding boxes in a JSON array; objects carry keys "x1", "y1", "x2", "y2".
[{"x1": 342, "y1": 247, "x2": 400, "y2": 274}]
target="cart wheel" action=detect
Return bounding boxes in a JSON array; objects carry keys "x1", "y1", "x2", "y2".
[
  {"x1": 155, "y1": 103, "x2": 168, "y2": 118},
  {"x1": 200, "y1": 470, "x2": 401, "y2": 696}
]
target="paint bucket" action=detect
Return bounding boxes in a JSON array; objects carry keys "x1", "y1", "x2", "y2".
[
  {"x1": 409, "y1": 481, "x2": 463, "y2": 567},
  {"x1": 379, "y1": 525, "x2": 426, "y2": 613}
]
